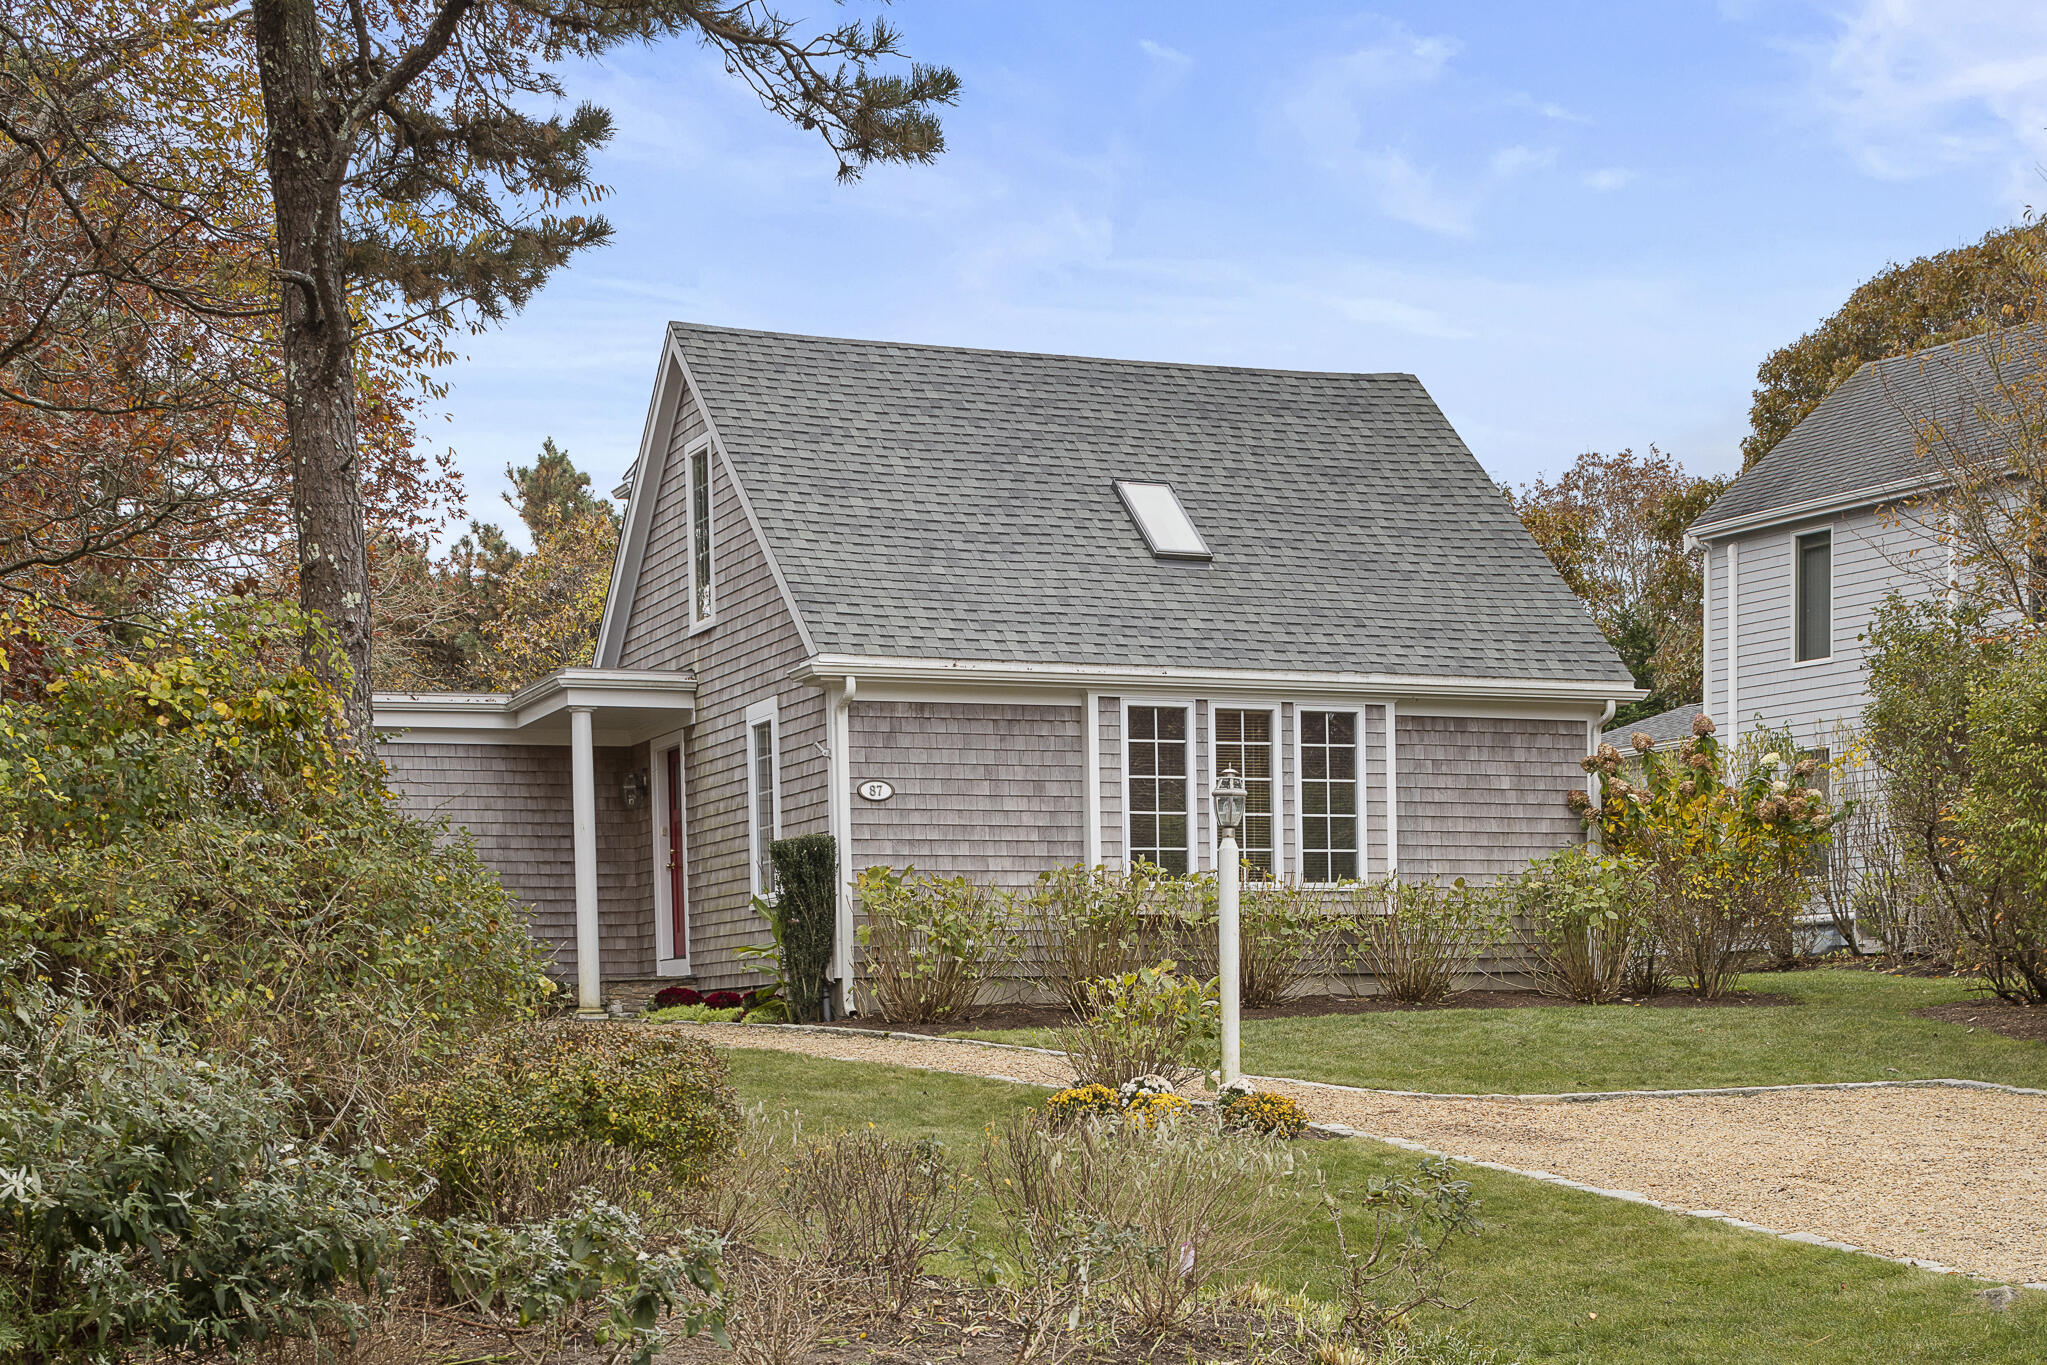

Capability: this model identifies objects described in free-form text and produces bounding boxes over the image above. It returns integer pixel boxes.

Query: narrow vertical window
[1213,708,1275,876]
[691,446,714,622]
[1126,705,1189,874]
[749,718,777,897]
[1795,529,1831,661]
[1300,710,1359,883]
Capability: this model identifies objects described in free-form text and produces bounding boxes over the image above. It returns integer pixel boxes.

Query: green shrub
[1511,847,1655,1002]
[1052,961,1219,1088]
[0,599,553,1115]
[1338,878,1504,1003]
[0,979,401,1363]
[1953,638,2047,999]
[855,865,1020,1023]
[401,1022,738,1220]
[1175,873,1335,1008]
[757,834,837,1023]
[421,1190,724,1365]
[1014,863,1176,1015]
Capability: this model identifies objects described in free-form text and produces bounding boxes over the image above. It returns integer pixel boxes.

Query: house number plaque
[856,780,896,802]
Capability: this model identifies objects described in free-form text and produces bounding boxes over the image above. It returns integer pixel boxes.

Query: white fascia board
[594,335,690,668]
[373,669,696,736]
[795,654,1644,707]
[1686,474,1935,547]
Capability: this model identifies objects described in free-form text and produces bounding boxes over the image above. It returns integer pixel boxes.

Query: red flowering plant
[1567,713,1837,997]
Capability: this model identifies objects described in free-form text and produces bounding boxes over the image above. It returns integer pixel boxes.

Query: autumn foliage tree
[1508,447,1727,725]
[1744,220,2045,470]
[0,2,452,615]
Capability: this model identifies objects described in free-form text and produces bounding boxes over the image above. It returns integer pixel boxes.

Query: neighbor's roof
[1692,324,2047,538]
[1604,702,1702,749]
[659,323,1633,685]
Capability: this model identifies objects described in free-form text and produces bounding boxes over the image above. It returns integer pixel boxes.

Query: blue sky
[433,1,2047,542]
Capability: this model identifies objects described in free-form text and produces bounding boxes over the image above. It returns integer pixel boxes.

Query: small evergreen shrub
[402,1022,738,1219]
[645,1004,745,1023]
[763,834,838,1023]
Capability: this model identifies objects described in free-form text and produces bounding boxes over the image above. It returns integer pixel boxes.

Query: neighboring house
[1682,328,2037,753]
[374,324,1641,1013]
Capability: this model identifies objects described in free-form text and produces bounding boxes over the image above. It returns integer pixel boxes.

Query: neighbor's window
[748,717,777,897]
[691,446,714,622]
[1795,529,1831,662]
[1213,708,1276,876]
[1300,710,1360,883]
[1127,704,1190,874]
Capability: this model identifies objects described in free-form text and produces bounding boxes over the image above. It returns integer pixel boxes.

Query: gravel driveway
[672,1021,2047,1287]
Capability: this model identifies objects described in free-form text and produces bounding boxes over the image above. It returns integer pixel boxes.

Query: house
[374,324,1642,1014]
[1682,326,2039,754]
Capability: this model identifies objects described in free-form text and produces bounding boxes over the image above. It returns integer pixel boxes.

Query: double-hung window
[744,700,779,898]
[690,445,714,623]
[1299,710,1360,883]
[1126,705,1191,874]
[1213,708,1276,876]
[1794,529,1831,662]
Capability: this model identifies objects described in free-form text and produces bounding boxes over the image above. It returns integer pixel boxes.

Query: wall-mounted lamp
[621,769,650,810]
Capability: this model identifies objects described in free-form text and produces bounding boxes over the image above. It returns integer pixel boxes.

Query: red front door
[665,747,687,957]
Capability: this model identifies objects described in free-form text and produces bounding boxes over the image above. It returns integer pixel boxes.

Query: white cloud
[1582,167,1635,192]
[1138,38,1192,70]
[1801,0,2047,196]
[1491,145,1558,177]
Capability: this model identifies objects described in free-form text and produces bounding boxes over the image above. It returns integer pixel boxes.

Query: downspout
[830,676,857,1009]
[1588,699,1616,850]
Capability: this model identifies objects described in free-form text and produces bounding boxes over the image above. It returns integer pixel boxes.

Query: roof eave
[797,653,1643,706]
[1685,472,1936,547]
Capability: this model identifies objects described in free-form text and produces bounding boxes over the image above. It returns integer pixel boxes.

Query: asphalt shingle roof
[1604,703,1702,748]
[671,323,1632,684]
[1694,324,2047,535]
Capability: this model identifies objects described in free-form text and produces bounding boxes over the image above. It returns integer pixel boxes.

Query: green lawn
[962,969,2047,1094]
[723,1048,2047,1365]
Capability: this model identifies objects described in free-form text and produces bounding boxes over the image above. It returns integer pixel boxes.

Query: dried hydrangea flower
[1691,713,1716,736]
[1631,732,1656,754]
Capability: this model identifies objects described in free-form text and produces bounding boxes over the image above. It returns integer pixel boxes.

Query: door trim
[650,729,691,976]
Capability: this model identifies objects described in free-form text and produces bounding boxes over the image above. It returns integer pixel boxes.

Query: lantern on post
[1212,766,1247,1086]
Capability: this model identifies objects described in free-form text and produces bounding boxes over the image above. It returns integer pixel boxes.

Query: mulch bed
[819,988,1796,1037]
[1919,999,2047,1044]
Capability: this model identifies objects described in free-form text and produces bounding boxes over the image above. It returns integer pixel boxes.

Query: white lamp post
[1212,766,1247,1087]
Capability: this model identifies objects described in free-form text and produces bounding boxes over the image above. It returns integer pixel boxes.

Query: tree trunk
[251,0,374,746]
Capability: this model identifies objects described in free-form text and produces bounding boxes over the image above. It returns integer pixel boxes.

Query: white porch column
[570,705,603,1018]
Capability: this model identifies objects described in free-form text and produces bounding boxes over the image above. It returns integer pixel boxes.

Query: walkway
[668,1021,2047,1288]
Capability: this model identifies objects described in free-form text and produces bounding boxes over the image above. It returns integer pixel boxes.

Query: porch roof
[372,667,696,745]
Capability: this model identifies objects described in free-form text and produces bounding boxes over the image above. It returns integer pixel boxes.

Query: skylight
[1115,480,1211,560]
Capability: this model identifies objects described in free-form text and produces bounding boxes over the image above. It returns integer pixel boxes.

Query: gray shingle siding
[379,741,654,979]
[847,701,1086,885]
[665,323,1630,685]
[1394,714,1588,880]
[618,378,826,989]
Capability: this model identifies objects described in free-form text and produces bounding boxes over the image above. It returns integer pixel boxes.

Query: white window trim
[649,729,691,976]
[1788,525,1835,667]
[1290,702,1368,886]
[743,696,781,900]
[1206,699,1284,880]
[1120,696,1196,875]
[685,435,717,636]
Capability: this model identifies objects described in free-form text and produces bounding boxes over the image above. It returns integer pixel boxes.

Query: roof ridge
[666,319,1419,383]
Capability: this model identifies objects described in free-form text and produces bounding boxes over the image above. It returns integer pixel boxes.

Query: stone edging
[1310,1120,2047,1295]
